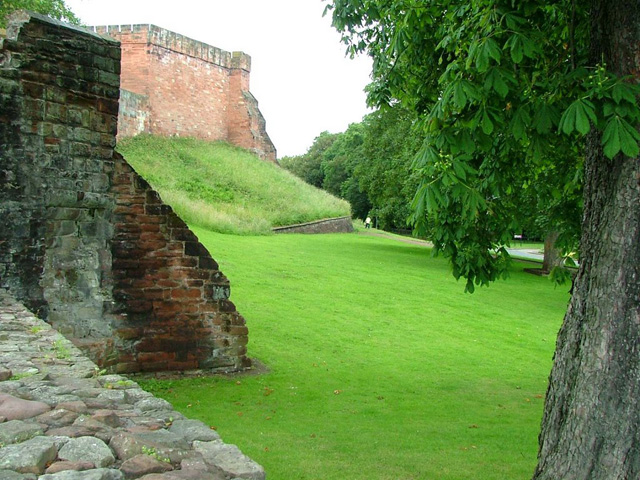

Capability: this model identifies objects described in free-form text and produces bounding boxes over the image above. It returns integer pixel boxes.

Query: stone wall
[0,11,120,323]
[0,12,250,374]
[94,24,278,163]
[272,216,355,234]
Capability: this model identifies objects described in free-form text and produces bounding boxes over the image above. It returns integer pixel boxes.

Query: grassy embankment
[122,135,567,478]
[117,135,350,235]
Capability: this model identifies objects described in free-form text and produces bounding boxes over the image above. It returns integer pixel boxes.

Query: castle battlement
[92,24,252,72]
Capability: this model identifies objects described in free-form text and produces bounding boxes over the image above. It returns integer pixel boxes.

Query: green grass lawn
[117,136,350,234]
[139,230,569,480]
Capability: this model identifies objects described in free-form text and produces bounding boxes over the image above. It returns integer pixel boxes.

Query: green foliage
[321,123,364,196]
[320,122,372,219]
[284,107,423,231]
[515,152,583,259]
[0,0,78,28]
[279,132,338,188]
[141,229,569,480]
[281,128,373,221]
[357,106,423,230]
[327,0,640,291]
[104,379,135,389]
[52,339,71,359]
[10,371,37,380]
[117,136,350,235]
[141,445,171,464]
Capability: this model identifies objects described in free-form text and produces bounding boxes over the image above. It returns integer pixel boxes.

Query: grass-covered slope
[117,135,351,235]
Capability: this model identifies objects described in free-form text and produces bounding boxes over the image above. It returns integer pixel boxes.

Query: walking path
[359,230,544,262]
[0,290,265,480]
[358,230,433,247]
[505,248,544,262]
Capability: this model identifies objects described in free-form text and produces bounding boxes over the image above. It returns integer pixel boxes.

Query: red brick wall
[94,24,277,162]
[109,153,250,373]
[146,42,230,140]
[118,40,150,95]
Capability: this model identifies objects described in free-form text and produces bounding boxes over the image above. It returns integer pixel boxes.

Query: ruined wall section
[0,11,121,325]
[109,154,249,373]
[0,12,250,374]
[95,24,277,162]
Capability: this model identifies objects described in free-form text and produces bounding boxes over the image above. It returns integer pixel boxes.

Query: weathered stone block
[169,228,193,241]
[124,300,154,314]
[114,362,141,374]
[167,215,187,229]
[170,288,202,300]
[0,420,44,445]
[115,327,143,340]
[0,436,57,474]
[0,393,52,420]
[58,436,115,467]
[96,98,118,116]
[204,285,230,301]
[234,335,249,347]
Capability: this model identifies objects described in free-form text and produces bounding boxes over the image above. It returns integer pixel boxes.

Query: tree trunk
[541,231,561,274]
[533,1,640,478]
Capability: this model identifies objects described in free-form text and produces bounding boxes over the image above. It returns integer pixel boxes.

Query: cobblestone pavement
[0,290,265,480]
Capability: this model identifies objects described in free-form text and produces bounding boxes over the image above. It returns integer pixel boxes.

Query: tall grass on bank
[116,135,350,234]
[139,230,569,480]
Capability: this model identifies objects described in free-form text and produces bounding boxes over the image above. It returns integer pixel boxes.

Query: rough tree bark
[533,1,640,478]
[541,231,561,274]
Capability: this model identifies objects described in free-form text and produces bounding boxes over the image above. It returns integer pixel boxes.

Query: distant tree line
[282,105,581,271]
[280,106,423,233]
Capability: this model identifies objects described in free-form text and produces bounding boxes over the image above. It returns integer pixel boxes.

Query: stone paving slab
[0,290,265,479]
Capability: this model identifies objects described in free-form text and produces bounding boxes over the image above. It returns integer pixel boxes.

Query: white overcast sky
[63,0,373,157]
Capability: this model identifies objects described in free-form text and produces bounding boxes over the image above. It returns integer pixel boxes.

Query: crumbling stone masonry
[0,12,251,373]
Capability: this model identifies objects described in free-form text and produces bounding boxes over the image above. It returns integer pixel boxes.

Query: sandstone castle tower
[93,24,277,162]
